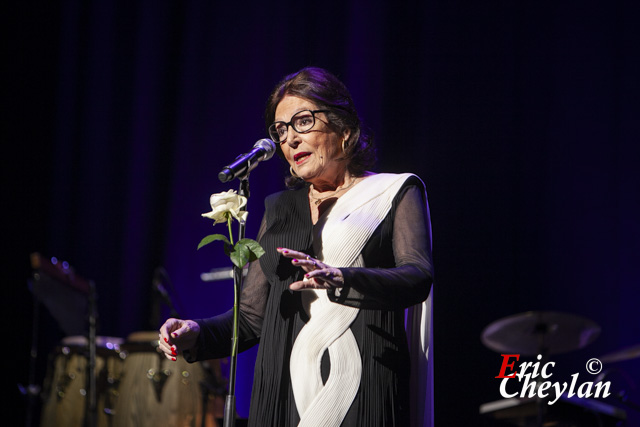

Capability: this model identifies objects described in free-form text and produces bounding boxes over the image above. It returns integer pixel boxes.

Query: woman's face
[275,95,348,187]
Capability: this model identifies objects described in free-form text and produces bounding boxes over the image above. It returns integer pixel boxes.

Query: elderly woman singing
[159,67,434,427]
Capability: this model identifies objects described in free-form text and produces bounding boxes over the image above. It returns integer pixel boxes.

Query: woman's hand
[277,247,344,291]
[158,318,200,361]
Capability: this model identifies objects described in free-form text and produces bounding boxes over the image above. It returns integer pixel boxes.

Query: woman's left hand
[277,247,344,291]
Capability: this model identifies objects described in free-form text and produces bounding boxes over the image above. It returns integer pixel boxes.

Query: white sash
[290,173,415,427]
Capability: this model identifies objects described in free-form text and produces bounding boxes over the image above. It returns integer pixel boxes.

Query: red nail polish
[172,357,176,361]
[293,259,298,262]
[305,273,310,277]
[164,337,168,343]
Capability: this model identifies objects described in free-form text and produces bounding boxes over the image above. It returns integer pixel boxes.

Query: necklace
[309,178,357,206]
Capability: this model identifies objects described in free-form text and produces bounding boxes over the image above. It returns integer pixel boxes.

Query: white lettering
[541,361,555,379]
[549,381,567,405]
[537,381,551,398]
[520,375,537,398]
[578,381,593,398]
[594,381,611,398]
[500,378,518,398]
[496,358,614,406]
[530,354,543,378]
[518,361,533,380]
[567,373,579,398]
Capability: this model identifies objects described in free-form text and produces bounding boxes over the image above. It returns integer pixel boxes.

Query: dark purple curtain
[6,1,639,425]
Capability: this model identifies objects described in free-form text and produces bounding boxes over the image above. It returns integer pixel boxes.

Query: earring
[290,166,300,178]
[342,139,348,153]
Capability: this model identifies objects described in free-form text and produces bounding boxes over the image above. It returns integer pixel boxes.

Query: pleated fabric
[291,288,361,426]
[248,186,313,427]
[246,173,430,427]
[291,174,416,426]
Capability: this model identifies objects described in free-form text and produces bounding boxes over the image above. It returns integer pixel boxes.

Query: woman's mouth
[294,152,311,165]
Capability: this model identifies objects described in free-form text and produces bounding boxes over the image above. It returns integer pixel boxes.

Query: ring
[306,256,311,260]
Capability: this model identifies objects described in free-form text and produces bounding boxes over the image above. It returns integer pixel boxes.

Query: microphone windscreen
[254,138,276,161]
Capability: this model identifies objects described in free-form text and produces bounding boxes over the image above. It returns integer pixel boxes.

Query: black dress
[187,175,433,427]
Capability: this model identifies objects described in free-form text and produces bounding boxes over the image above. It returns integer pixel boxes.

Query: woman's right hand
[158,318,200,361]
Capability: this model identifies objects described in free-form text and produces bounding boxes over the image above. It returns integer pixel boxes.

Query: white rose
[202,190,248,224]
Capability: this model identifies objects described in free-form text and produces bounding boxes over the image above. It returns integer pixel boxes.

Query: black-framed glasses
[268,109,330,143]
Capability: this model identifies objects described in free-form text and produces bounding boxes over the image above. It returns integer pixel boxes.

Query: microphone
[218,139,276,183]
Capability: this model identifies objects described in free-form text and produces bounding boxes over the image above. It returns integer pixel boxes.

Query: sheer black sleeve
[328,184,433,310]
[184,215,270,362]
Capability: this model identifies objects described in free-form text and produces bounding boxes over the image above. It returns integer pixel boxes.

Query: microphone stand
[223,177,250,427]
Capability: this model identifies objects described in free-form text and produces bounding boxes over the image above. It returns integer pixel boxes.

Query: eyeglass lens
[269,110,316,142]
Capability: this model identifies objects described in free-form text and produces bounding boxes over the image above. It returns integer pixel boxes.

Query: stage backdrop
[6,1,639,425]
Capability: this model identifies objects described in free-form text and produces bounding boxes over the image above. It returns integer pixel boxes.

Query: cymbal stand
[534,320,550,427]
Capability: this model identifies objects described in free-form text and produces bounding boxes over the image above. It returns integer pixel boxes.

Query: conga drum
[40,335,125,427]
[113,331,223,427]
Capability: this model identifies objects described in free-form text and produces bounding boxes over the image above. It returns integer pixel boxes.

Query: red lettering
[495,354,520,378]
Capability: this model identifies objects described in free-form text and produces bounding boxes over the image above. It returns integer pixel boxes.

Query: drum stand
[26,254,99,427]
[85,280,98,427]
[22,289,42,427]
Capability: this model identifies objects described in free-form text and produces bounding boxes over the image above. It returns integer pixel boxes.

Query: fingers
[169,321,194,340]
[289,267,344,291]
[158,318,200,361]
[277,247,308,260]
[158,335,178,361]
[159,318,179,345]
[289,279,315,291]
[158,318,182,360]
[278,247,322,271]
[277,247,344,291]
[289,276,332,291]
[291,258,323,272]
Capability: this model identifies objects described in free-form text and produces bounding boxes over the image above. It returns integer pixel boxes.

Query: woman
[159,67,434,426]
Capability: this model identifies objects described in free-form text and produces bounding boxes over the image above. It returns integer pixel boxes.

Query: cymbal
[481,311,600,356]
[600,344,640,364]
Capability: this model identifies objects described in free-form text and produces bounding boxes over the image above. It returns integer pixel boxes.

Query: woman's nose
[285,128,301,147]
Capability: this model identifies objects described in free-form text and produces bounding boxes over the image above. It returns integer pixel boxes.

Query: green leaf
[229,242,250,268]
[236,238,266,262]
[197,234,231,250]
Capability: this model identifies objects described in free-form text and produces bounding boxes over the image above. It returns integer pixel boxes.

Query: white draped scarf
[290,173,419,427]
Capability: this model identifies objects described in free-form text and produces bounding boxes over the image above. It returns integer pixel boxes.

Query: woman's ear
[342,129,351,143]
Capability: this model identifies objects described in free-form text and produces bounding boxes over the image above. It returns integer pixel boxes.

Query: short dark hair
[265,67,376,188]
